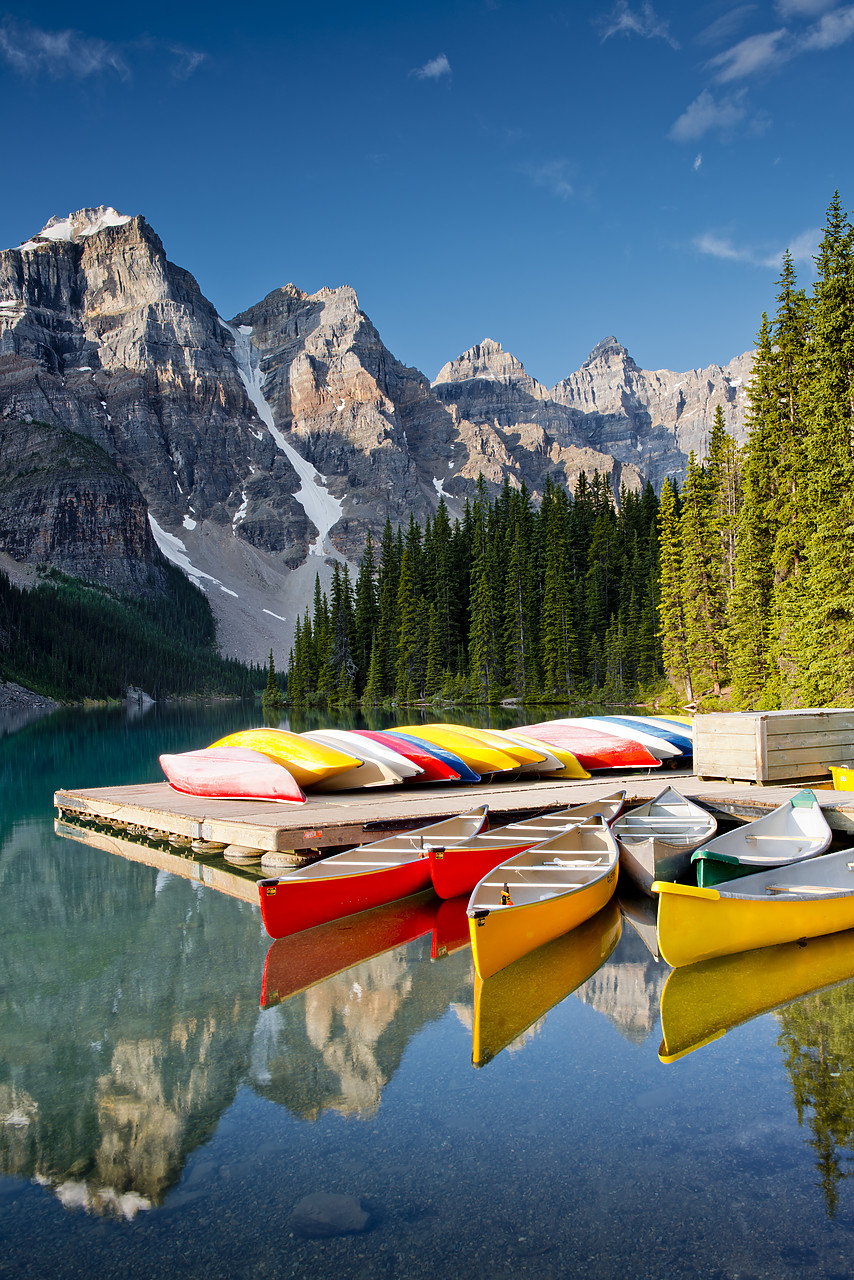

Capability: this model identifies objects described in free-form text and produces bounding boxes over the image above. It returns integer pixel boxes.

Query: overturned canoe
[395,724,520,776]
[209,727,362,789]
[258,805,489,939]
[612,787,717,895]
[514,720,663,771]
[350,730,462,783]
[301,729,416,789]
[430,791,626,900]
[388,730,481,782]
[654,849,854,967]
[160,746,306,804]
[691,789,831,887]
[467,817,619,980]
[564,717,682,760]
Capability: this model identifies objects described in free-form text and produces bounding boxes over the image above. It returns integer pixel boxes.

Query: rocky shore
[0,680,60,736]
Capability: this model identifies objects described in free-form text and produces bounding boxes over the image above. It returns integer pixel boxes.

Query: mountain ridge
[0,207,754,663]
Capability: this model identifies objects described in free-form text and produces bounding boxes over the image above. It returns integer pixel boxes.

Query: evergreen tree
[658,477,693,701]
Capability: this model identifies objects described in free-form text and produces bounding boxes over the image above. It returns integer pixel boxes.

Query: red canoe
[258,805,489,939]
[160,747,306,803]
[429,792,626,899]
[350,729,462,783]
[260,891,438,1007]
[514,722,662,771]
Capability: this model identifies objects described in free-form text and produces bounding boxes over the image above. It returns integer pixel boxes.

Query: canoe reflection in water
[658,926,854,1064]
[260,891,438,1008]
[472,900,622,1067]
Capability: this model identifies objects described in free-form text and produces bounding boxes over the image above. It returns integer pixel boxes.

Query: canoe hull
[617,836,695,896]
[160,748,306,804]
[468,866,618,981]
[515,722,662,771]
[259,859,434,938]
[655,866,854,967]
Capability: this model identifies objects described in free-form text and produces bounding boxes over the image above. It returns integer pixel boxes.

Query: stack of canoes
[159,714,694,800]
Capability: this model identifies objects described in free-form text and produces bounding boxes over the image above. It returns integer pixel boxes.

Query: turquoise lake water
[3,702,854,1279]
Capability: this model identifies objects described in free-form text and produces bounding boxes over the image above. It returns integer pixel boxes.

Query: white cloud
[525,159,574,200]
[801,4,854,48]
[0,20,127,78]
[412,52,451,80]
[598,1,679,47]
[708,28,791,80]
[166,45,206,79]
[694,227,820,268]
[693,152,703,170]
[669,88,748,140]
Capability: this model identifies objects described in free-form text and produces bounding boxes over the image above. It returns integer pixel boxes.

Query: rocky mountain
[0,207,753,663]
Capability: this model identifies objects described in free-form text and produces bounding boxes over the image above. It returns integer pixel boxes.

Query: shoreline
[0,680,61,737]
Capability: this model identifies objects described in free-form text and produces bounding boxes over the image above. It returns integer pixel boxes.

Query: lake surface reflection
[4,702,854,1278]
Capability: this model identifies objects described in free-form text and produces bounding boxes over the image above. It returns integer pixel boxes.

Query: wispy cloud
[669,88,749,140]
[696,7,757,47]
[694,226,820,268]
[801,4,854,48]
[0,19,128,78]
[0,20,205,82]
[707,5,854,82]
[598,1,679,47]
[166,45,206,80]
[412,52,451,80]
[693,152,703,170]
[708,28,790,80]
[524,159,574,200]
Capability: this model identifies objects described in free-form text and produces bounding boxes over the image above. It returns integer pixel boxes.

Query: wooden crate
[694,709,854,784]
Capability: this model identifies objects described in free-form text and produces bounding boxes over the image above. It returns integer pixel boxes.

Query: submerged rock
[290,1191,370,1238]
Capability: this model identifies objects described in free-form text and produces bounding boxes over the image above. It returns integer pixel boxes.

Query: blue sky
[1,0,851,386]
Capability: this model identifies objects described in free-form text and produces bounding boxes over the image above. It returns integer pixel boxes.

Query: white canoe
[612,786,717,895]
[302,729,422,787]
[691,789,831,888]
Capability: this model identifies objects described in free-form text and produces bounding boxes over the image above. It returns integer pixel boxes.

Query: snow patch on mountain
[221,319,343,556]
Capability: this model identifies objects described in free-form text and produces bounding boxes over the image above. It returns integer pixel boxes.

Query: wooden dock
[54,770,854,855]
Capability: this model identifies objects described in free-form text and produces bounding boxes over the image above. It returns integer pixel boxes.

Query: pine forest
[287,192,854,714]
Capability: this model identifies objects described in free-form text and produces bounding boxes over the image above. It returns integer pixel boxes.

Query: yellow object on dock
[829,765,854,790]
[209,728,362,789]
[394,724,520,775]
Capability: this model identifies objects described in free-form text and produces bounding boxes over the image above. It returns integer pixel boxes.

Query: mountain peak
[14,207,133,252]
[585,336,630,365]
[433,339,533,386]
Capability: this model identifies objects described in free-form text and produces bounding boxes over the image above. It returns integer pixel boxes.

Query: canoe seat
[764,884,838,895]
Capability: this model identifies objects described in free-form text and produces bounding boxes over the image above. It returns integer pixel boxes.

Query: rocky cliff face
[0,207,754,662]
[0,417,168,593]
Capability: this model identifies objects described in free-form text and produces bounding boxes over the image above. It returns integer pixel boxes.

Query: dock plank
[55,772,854,851]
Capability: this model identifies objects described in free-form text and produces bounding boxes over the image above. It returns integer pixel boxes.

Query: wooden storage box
[694,709,854,784]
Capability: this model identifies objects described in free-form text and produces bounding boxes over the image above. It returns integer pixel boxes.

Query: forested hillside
[659,192,854,710]
[0,566,262,701]
[285,473,663,707]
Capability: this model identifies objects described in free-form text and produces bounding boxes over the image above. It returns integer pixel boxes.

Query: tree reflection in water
[778,984,854,1217]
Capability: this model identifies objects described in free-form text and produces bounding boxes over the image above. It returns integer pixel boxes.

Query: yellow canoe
[654,849,854,967]
[467,817,619,980]
[428,723,548,769]
[473,900,621,1066]
[658,927,854,1063]
[395,724,520,776]
[500,730,590,779]
[209,728,363,789]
